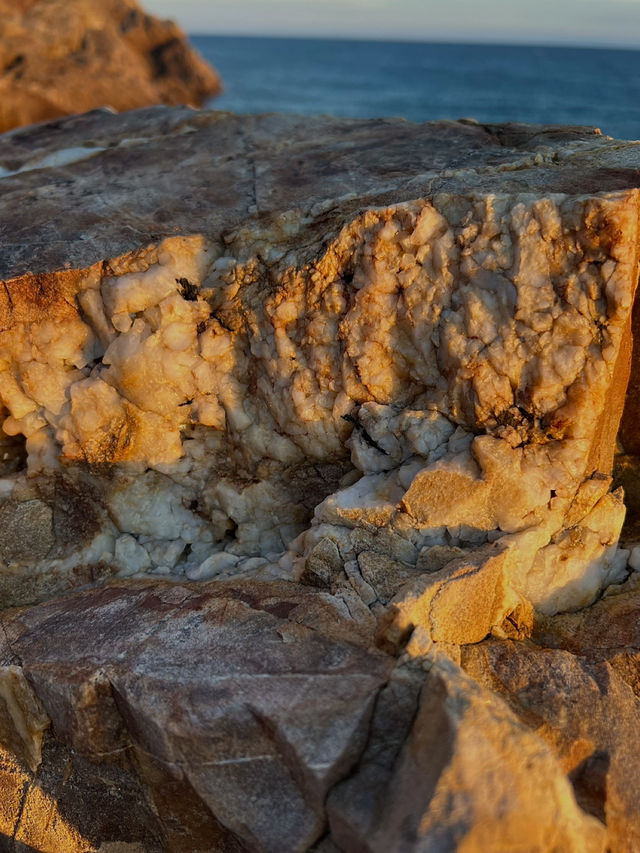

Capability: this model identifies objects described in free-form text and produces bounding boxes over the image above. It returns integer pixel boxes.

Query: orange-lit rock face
[4,111,640,852]
[0,0,221,133]
[0,109,639,630]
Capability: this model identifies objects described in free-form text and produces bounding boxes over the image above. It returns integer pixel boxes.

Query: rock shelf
[0,110,638,623]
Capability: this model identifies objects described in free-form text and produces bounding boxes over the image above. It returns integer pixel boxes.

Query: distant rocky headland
[1,105,640,851]
[0,0,221,134]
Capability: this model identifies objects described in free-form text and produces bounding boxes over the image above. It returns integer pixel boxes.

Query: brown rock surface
[3,109,640,850]
[0,0,221,134]
[462,640,640,853]
[329,654,607,853]
[0,579,617,852]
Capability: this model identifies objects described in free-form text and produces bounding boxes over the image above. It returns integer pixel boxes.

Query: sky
[143,0,640,47]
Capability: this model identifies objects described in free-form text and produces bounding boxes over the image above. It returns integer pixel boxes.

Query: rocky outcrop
[0,579,614,852]
[0,110,639,624]
[0,0,221,134]
[462,639,640,853]
[2,108,640,849]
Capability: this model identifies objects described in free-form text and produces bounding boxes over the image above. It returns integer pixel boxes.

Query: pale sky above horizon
[143,0,640,48]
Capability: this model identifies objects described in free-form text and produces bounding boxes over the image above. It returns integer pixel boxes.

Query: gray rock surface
[0,112,631,281]
[0,578,620,852]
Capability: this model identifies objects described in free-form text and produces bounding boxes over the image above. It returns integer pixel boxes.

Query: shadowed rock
[0,579,615,852]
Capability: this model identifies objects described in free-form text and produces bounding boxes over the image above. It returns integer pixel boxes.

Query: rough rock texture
[0,0,221,134]
[1,110,639,628]
[462,639,640,853]
[2,109,640,849]
[0,579,613,852]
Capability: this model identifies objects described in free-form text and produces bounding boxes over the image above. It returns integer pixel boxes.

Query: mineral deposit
[1,109,640,850]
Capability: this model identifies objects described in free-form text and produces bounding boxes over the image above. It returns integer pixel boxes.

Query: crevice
[0,430,27,476]
[0,616,22,667]
[10,778,31,848]
[2,280,14,313]
[318,664,421,831]
[342,413,389,456]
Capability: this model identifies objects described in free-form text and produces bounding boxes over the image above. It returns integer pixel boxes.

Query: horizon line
[187,31,640,52]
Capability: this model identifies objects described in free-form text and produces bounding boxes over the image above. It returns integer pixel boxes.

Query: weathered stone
[0,734,171,852]
[327,658,427,849]
[328,653,607,853]
[0,498,53,565]
[534,573,640,698]
[1,572,636,850]
[378,542,518,648]
[0,0,221,134]
[415,544,467,574]
[462,641,640,853]
[300,537,344,589]
[356,551,422,604]
[0,111,638,636]
[0,665,49,772]
[2,111,640,850]
[0,579,391,852]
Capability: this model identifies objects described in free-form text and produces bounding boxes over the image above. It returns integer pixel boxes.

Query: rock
[0,498,53,564]
[378,541,534,649]
[0,579,391,852]
[328,653,607,853]
[0,665,49,772]
[0,0,221,134]
[415,543,467,574]
[326,656,428,849]
[462,640,640,853]
[356,550,422,604]
[185,550,239,580]
[3,111,640,848]
[300,537,344,589]
[0,577,618,852]
[0,735,171,852]
[534,573,640,698]
[0,110,639,636]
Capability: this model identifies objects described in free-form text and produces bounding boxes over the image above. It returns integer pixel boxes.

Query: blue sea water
[192,36,640,141]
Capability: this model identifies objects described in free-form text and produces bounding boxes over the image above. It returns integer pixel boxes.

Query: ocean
[192,36,640,141]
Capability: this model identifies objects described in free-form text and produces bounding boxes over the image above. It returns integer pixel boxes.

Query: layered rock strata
[2,110,640,849]
[0,0,221,134]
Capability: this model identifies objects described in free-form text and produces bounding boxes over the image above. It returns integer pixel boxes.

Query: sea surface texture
[193,36,640,140]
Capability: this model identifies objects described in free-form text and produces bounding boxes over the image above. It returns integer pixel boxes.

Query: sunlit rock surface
[1,109,639,626]
[2,109,640,849]
[0,0,221,134]
[0,579,614,852]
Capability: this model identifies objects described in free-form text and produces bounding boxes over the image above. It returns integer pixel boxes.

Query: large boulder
[0,579,613,852]
[0,0,221,134]
[2,108,640,849]
[0,109,639,631]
